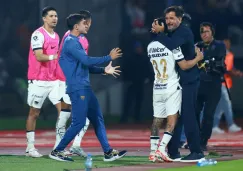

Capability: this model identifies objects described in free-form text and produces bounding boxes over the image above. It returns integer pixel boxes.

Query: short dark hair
[66,13,86,30]
[79,10,92,19]
[164,6,184,18]
[200,22,215,36]
[42,6,57,17]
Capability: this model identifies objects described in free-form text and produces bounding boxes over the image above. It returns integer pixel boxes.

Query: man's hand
[104,61,121,78]
[151,20,164,34]
[195,47,204,61]
[230,69,243,77]
[109,48,122,60]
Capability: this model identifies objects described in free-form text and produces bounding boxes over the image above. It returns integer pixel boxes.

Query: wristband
[49,55,54,60]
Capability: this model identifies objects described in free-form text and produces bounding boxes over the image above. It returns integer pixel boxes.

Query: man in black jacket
[151,6,204,162]
[196,22,226,151]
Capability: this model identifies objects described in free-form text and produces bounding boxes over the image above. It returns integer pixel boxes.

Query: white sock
[158,132,172,152]
[54,110,71,149]
[26,131,35,151]
[150,136,160,153]
[72,118,90,147]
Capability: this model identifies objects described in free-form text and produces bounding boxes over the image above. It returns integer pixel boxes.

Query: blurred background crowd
[0,0,243,130]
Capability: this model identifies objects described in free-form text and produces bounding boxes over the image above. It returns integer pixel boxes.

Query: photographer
[196,22,226,151]
[151,6,204,162]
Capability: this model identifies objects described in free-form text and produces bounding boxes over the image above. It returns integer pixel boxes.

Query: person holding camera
[196,22,226,151]
[151,6,204,162]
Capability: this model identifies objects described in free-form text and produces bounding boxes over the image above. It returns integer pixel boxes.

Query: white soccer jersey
[147,41,184,93]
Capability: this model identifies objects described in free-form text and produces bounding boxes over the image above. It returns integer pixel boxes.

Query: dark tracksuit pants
[56,88,111,153]
[168,80,202,156]
[196,80,221,146]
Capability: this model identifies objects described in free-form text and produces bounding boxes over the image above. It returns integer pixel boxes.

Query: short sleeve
[31,31,44,50]
[172,47,184,61]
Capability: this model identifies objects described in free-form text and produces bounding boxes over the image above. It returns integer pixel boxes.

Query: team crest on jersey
[33,36,38,41]
[172,47,181,54]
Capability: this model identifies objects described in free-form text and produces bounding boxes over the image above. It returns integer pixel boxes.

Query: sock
[72,118,90,147]
[158,132,173,152]
[54,110,71,149]
[150,136,160,153]
[26,131,35,151]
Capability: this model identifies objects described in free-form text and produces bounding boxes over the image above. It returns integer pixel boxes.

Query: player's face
[43,10,58,28]
[76,19,89,34]
[85,19,92,33]
[200,26,213,43]
[165,12,182,31]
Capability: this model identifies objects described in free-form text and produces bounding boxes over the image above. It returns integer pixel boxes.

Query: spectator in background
[120,0,152,123]
[0,58,9,90]
[213,38,242,134]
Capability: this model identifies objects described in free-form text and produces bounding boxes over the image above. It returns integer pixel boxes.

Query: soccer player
[49,13,127,162]
[149,22,203,162]
[26,6,60,157]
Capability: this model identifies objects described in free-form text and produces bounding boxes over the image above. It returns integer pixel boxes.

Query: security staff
[196,22,226,151]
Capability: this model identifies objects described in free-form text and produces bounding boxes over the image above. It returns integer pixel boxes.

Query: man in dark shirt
[196,22,226,151]
[151,6,204,162]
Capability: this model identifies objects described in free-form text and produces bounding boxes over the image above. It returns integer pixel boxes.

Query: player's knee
[29,107,40,119]
[167,123,176,132]
[61,102,71,110]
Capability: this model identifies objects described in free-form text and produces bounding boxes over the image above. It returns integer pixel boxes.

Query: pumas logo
[80,96,85,100]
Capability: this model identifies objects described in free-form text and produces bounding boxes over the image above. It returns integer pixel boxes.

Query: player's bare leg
[150,117,163,161]
[55,102,61,117]
[26,107,43,157]
[155,113,179,162]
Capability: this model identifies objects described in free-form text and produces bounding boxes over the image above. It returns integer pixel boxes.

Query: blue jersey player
[49,13,127,162]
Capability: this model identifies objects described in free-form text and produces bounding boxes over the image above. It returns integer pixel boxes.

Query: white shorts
[27,80,60,109]
[153,89,182,118]
[59,81,71,105]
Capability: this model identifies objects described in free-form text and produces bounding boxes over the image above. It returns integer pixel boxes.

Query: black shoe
[169,153,182,162]
[180,152,205,163]
[104,149,127,162]
[49,150,74,162]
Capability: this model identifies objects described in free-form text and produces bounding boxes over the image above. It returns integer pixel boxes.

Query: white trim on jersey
[172,47,184,61]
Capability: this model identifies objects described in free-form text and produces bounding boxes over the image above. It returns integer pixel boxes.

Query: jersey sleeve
[172,47,184,62]
[31,31,44,51]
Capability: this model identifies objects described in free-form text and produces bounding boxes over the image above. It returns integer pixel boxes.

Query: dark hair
[66,13,86,30]
[42,6,57,17]
[79,10,92,19]
[164,6,184,18]
[200,22,215,36]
